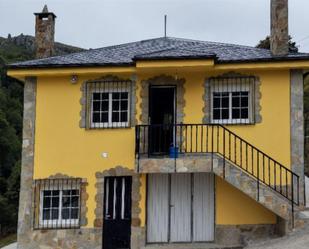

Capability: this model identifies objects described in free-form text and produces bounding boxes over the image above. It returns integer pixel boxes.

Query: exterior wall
[216,177,276,224]
[34,74,136,226]
[27,67,295,247]
[33,69,291,226]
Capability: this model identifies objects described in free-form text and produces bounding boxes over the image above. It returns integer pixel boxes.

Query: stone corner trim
[18,76,37,246]
[94,166,144,249]
[94,166,141,228]
[290,69,305,205]
[79,74,137,129]
[140,74,186,124]
[203,71,262,124]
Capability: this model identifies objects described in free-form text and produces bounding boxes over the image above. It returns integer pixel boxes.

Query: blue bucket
[169,146,179,158]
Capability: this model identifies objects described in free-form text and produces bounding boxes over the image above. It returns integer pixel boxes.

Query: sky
[1,0,309,52]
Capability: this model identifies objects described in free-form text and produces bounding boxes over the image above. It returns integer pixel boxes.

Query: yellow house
[7,2,309,249]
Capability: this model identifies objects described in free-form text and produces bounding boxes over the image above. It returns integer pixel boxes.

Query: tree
[256,36,298,52]
[0,34,84,237]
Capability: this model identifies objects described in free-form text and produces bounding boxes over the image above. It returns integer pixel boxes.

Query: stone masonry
[34,5,56,59]
[80,75,137,129]
[203,72,262,124]
[212,154,296,227]
[17,77,37,248]
[137,154,213,173]
[140,74,185,124]
[270,0,289,56]
[95,166,145,249]
[290,69,305,207]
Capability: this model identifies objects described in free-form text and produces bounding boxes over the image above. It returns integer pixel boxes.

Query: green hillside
[0,34,85,237]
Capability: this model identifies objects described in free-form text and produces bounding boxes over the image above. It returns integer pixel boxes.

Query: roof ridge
[134,47,180,57]
[166,36,271,51]
[134,47,216,58]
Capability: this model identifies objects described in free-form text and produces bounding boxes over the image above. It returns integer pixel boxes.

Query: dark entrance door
[103,176,132,249]
[149,86,176,155]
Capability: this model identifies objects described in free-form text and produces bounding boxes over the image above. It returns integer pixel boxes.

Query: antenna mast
[164,15,167,38]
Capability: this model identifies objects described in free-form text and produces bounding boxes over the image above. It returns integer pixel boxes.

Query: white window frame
[39,187,80,228]
[210,82,252,124]
[90,87,130,128]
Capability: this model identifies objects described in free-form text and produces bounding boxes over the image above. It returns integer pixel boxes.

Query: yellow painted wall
[216,177,276,224]
[34,74,136,227]
[33,68,290,227]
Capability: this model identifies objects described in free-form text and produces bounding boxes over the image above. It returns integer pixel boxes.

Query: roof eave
[218,55,309,64]
[6,62,135,70]
[7,55,309,71]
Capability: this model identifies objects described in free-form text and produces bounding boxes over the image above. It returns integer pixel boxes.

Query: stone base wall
[18,228,101,249]
[137,153,214,173]
[215,224,277,246]
[18,223,278,249]
[18,227,146,249]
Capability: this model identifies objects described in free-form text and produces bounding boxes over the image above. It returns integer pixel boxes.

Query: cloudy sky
[1,0,309,52]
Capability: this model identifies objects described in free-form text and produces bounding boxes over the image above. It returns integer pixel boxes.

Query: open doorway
[149,86,176,155]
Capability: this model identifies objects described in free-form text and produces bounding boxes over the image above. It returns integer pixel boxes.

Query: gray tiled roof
[9,37,309,68]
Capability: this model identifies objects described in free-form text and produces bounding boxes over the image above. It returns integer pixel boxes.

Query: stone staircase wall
[212,154,294,221]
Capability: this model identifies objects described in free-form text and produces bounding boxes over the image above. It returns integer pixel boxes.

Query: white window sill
[38,219,79,229]
[211,119,252,125]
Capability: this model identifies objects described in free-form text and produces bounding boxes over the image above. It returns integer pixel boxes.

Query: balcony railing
[135,123,300,210]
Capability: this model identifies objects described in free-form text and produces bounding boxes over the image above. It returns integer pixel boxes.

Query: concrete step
[297,210,309,219]
[142,243,243,249]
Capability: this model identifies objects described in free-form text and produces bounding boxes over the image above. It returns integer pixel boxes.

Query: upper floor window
[91,91,129,128]
[85,80,133,129]
[207,74,258,125]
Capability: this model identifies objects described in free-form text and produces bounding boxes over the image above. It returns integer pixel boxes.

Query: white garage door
[147,173,214,243]
[147,174,169,243]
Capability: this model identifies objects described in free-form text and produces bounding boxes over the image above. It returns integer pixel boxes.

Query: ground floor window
[33,178,82,229]
[147,173,215,243]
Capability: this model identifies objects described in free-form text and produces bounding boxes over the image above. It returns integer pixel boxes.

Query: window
[40,189,80,227]
[85,80,132,128]
[91,91,129,127]
[212,91,250,123]
[210,76,254,124]
[34,178,82,229]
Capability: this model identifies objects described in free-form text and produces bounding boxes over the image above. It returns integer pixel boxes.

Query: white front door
[147,173,215,243]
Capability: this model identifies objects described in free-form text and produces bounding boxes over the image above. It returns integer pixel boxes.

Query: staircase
[136,124,303,230]
[212,154,293,221]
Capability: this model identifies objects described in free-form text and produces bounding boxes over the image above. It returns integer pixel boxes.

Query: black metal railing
[136,123,300,223]
[33,178,82,230]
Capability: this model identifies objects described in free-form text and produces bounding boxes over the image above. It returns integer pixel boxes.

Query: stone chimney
[34,5,56,59]
[270,0,289,56]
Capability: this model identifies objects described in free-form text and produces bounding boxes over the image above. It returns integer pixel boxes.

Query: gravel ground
[246,229,309,249]
[1,243,17,249]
